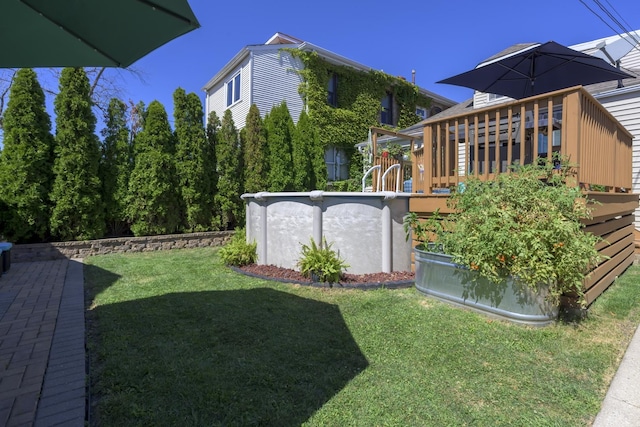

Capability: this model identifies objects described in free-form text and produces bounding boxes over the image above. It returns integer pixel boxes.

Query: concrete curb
[592,324,640,426]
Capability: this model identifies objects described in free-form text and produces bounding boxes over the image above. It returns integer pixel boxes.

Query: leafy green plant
[284,48,432,171]
[219,228,257,266]
[403,209,446,250]
[405,157,603,306]
[297,237,349,283]
[379,143,406,159]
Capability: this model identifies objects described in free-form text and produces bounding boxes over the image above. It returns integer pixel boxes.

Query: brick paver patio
[0,259,85,426]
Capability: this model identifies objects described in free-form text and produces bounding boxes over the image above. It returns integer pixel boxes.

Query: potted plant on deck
[404,157,603,325]
[378,143,406,161]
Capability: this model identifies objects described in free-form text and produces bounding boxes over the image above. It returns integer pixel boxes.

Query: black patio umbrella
[437,41,634,99]
[1,0,200,68]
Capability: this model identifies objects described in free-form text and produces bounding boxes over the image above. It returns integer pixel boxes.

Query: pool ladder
[362,164,401,192]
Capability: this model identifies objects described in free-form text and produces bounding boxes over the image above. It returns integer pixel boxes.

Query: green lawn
[85,248,640,426]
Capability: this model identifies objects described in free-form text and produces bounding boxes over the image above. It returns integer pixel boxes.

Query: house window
[487,93,506,102]
[380,92,393,125]
[325,146,349,181]
[416,107,428,120]
[226,72,241,107]
[327,73,338,107]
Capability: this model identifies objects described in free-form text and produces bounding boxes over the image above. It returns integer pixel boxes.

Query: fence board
[584,246,635,305]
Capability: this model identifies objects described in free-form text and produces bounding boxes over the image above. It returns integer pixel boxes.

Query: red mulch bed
[236,263,414,288]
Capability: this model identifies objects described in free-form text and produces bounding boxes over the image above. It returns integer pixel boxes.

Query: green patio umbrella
[1,0,200,68]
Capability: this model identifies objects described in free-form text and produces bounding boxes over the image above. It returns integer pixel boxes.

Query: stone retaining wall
[10,231,233,263]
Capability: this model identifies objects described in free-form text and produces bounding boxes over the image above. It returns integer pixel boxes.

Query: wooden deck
[410,86,633,195]
[392,86,639,307]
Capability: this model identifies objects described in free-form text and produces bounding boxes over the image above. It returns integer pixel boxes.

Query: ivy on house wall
[287,49,432,151]
[285,49,432,188]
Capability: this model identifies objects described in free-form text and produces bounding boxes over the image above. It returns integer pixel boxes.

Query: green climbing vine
[284,49,432,189]
[287,49,431,141]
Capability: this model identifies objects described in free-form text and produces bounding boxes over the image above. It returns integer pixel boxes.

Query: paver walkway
[0,259,85,426]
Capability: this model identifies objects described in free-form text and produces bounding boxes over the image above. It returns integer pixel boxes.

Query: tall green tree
[128,100,147,148]
[215,109,242,230]
[206,111,220,228]
[243,104,269,193]
[173,88,214,232]
[0,68,55,243]
[292,110,327,191]
[100,98,131,236]
[127,100,181,236]
[50,67,104,241]
[265,102,294,191]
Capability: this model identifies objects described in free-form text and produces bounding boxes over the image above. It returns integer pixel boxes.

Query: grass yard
[85,248,640,426]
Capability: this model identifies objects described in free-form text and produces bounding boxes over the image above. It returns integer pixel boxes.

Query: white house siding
[620,47,640,71]
[251,49,305,124]
[458,142,466,177]
[597,90,640,228]
[205,81,224,121]
[473,92,490,109]
[205,55,252,129]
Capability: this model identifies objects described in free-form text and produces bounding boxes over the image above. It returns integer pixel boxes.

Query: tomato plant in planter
[406,157,603,307]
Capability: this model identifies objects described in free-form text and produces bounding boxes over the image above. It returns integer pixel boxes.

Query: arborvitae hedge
[174,88,214,232]
[265,102,295,191]
[293,109,326,191]
[100,98,131,236]
[127,100,181,236]
[243,104,269,193]
[0,68,55,243]
[215,109,243,230]
[206,111,221,228]
[50,67,104,241]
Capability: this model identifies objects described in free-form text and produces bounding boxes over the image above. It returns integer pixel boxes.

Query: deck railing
[371,155,410,192]
[412,86,633,194]
[369,127,415,193]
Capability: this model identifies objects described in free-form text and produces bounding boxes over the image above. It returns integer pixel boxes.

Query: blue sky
[115,0,639,126]
[5,0,640,133]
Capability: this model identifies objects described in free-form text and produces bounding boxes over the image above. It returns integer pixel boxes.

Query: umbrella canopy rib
[136,0,199,25]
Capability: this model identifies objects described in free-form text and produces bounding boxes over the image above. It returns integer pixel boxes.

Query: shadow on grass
[86,281,368,426]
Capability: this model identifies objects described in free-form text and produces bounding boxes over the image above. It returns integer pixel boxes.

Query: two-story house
[202,32,456,182]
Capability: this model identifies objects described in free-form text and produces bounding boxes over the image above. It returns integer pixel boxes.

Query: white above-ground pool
[242,191,412,275]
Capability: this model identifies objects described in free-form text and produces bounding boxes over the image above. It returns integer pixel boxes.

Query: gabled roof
[202,32,457,107]
[265,32,302,45]
[422,31,640,123]
[479,43,538,66]
[571,32,640,96]
[570,30,640,56]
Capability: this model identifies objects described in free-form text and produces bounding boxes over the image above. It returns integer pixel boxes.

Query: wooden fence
[408,192,638,307]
